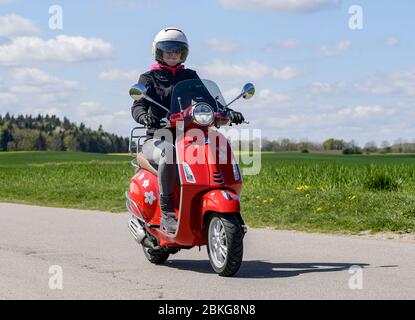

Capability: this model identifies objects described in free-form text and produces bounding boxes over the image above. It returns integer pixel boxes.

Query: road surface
[0,203,414,300]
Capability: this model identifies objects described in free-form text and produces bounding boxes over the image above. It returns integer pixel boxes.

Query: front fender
[201,190,240,215]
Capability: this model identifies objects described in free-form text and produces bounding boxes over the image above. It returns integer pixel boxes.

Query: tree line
[261,138,415,154]
[2,113,412,155]
[0,113,129,153]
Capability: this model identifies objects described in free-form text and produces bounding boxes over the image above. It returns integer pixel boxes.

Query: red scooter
[126,79,255,277]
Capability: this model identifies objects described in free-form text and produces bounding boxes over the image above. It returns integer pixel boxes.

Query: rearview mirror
[225,82,256,109]
[129,83,147,101]
[129,83,171,113]
[242,83,255,100]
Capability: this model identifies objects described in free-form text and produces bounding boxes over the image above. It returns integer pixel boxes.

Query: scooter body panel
[127,118,242,248]
[201,190,241,215]
[128,169,162,225]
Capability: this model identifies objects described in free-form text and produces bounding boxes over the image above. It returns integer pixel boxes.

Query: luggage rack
[128,120,168,169]
[129,126,147,169]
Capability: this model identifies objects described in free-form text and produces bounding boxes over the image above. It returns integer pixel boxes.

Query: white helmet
[152,28,189,66]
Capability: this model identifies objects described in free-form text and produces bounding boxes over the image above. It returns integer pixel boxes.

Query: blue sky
[0,0,414,147]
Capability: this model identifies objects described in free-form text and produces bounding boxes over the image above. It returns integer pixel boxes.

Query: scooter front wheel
[207,214,244,277]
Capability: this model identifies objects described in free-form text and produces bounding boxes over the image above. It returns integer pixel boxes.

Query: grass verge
[1,151,414,234]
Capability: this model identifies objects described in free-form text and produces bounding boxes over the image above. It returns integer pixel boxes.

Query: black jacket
[131,67,200,141]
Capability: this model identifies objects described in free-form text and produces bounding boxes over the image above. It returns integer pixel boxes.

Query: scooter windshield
[171,79,227,114]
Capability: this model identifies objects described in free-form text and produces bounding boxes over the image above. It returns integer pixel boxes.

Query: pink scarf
[151,63,185,76]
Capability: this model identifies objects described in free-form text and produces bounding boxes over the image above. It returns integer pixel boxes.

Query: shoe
[159,194,178,234]
[160,212,178,234]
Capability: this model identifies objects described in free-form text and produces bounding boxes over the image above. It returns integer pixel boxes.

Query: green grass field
[0,152,132,212]
[1,151,414,234]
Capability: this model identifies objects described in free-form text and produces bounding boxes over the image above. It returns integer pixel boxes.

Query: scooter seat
[136,152,158,176]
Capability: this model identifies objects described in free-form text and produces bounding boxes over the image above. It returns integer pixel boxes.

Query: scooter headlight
[191,103,214,126]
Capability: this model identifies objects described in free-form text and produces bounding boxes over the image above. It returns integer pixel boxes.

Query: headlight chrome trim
[191,103,214,126]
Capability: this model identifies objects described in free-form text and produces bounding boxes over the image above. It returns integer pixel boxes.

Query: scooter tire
[142,246,170,265]
[207,214,244,277]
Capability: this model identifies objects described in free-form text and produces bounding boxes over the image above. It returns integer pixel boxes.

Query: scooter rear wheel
[142,246,170,265]
[207,214,244,277]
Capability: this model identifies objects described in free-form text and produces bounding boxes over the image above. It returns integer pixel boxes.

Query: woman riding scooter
[131,27,245,234]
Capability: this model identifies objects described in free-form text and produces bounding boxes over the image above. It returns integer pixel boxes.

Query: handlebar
[136,114,248,131]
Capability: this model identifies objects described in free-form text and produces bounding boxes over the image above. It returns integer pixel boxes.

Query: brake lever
[159,117,170,128]
[229,120,250,126]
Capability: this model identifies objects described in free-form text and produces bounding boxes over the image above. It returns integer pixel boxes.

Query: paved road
[0,203,414,300]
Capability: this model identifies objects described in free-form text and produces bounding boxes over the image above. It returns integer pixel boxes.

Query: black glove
[227,110,245,125]
[139,114,160,129]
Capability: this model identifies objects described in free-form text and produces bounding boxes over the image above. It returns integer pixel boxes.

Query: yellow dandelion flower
[296,185,311,192]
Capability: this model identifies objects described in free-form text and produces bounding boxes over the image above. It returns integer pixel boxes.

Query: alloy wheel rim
[208,218,228,268]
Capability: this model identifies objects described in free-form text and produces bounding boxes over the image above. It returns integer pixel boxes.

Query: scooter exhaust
[128,215,146,244]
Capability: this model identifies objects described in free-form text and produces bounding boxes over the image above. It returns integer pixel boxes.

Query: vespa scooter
[126,79,255,277]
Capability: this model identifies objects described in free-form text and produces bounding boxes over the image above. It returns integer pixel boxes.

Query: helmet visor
[156,41,189,63]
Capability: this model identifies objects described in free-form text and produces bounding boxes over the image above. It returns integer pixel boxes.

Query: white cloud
[337,105,390,117]
[99,69,140,81]
[219,0,341,13]
[222,87,290,110]
[7,68,79,105]
[272,66,299,80]
[0,71,134,136]
[357,69,415,97]
[30,107,65,118]
[262,39,301,53]
[10,68,78,90]
[205,38,240,53]
[222,88,242,102]
[0,14,40,37]
[277,38,301,49]
[0,92,17,105]
[253,104,395,143]
[306,81,347,95]
[84,110,135,135]
[385,36,399,46]
[320,40,351,57]
[0,35,114,66]
[264,39,301,52]
[196,60,299,81]
[258,89,291,104]
[77,102,101,117]
[307,82,332,95]
[230,77,407,145]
